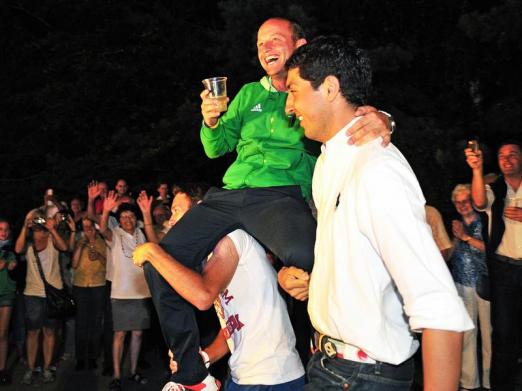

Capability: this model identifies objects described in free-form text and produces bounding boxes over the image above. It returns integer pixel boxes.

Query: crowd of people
[0,16,521,391]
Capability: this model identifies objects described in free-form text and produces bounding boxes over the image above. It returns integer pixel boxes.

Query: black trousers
[73,285,106,361]
[144,186,316,384]
[490,256,522,391]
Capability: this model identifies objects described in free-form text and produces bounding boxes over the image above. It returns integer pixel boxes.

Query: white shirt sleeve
[359,160,473,332]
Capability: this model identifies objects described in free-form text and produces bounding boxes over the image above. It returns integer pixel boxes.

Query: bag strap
[32,244,50,288]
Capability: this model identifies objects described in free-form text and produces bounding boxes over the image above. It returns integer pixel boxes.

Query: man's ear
[323,75,340,102]
[295,38,307,49]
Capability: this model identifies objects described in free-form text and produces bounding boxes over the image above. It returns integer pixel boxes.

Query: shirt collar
[321,116,361,154]
[260,76,281,93]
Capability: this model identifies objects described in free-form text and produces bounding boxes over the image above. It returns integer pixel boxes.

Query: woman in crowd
[70,197,87,233]
[0,218,17,384]
[72,217,107,371]
[15,209,68,385]
[100,192,150,391]
[449,184,491,391]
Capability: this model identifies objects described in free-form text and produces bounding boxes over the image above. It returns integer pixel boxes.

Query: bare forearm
[15,227,27,254]
[50,229,68,252]
[464,236,485,252]
[72,244,83,268]
[99,210,112,241]
[204,331,230,364]
[148,248,217,310]
[143,223,159,244]
[87,197,100,223]
[422,329,463,391]
[471,170,487,209]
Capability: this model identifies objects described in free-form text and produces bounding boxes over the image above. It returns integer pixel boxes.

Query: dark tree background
[1,0,521,227]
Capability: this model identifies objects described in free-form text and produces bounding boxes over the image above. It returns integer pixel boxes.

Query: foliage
[1,0,520,228]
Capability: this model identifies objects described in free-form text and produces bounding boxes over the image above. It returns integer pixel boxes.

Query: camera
[32,216,47,226]
[467,139,479,153]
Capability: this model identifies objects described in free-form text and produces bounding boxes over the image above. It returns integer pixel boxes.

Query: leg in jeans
[490,259,522,391]
[305,352,413,390]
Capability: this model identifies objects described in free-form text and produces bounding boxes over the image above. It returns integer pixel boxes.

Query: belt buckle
[319,334,338,358]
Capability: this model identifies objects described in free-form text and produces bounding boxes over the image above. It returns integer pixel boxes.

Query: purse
[476,273,490,301]
[33,246,76,319]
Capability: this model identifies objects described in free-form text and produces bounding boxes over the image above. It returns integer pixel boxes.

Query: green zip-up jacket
[200,76,319,200]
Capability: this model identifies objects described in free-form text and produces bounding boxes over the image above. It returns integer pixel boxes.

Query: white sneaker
[20,369,33,385]
[162,374,221,391]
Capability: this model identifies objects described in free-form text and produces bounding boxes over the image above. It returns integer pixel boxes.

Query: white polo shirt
[480,184,522,259]
[309,118,473,365]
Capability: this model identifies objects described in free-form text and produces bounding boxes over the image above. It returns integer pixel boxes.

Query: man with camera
[15,209,68,385]
[465,140,522,391]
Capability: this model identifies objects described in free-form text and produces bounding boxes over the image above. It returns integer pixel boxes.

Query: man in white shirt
[283,35,473,391]
[133,189,304,391]
[465,140,522,391]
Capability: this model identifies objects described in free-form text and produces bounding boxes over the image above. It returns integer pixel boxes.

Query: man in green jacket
[143,17,393,390]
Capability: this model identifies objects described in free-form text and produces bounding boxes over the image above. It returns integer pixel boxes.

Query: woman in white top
[99,192,151,391]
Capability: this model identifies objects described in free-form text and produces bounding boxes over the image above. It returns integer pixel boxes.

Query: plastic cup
[202,77,227,112]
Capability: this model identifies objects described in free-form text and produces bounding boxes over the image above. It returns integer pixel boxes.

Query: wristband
[200,350,210,368]
[379,110,396,135]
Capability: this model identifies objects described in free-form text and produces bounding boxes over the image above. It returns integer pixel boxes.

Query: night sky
[1,0,521,226]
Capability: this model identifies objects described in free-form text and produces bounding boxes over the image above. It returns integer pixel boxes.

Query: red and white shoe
[161,374,221,391]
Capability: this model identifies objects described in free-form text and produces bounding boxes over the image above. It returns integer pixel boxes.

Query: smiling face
[257,19,302,81]
[453,191,474,217]
[286,67,329,143]
[82,218,96,240]
[119,210,137,233]
[498,144,522,178]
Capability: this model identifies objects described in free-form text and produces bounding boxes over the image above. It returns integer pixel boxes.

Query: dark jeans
[490,256,522,391]
[305,352,414,390]
[73,285,105,361]
[144,186,316,384]
[226,375,305,390]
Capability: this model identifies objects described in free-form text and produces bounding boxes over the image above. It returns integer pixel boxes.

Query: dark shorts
[0,295,14,307]
[24,295,59,330]
[111,298,151,331]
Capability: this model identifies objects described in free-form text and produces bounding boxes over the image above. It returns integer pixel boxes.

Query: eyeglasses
[454,199,471,206]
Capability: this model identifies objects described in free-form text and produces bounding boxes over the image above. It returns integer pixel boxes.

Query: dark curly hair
[285,35,372,107]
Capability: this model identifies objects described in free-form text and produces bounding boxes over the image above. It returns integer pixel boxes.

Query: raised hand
[136,190,153,214]
[88,180,103,200]
[103,191,120,212]
[464,148,483,172]
[200,89,228,128]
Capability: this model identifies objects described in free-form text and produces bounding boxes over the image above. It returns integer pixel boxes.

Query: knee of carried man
[279,245,314,273]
